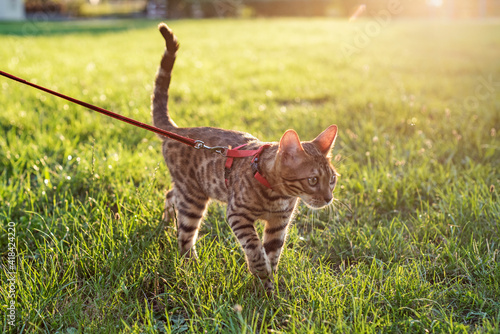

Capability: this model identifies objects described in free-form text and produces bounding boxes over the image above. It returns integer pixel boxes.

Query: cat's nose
[324,194,333,204]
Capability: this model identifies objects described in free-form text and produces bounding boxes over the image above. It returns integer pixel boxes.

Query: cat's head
[276,125,338,208]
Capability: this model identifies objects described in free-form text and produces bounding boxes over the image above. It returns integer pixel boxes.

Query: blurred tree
[333,0,500,18]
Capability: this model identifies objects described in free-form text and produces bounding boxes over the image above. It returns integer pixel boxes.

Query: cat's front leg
[227,207,273,290]
[263,215,293,273]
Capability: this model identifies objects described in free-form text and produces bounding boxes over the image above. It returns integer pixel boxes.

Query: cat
[152,23,338,291]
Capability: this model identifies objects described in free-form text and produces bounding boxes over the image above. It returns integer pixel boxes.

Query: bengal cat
[152,23,339,291]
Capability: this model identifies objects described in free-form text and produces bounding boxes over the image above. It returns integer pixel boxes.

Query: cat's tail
[151,23,180,132]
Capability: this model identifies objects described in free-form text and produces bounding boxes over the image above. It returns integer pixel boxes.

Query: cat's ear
[312,125,338,157]
[278,129,305,165]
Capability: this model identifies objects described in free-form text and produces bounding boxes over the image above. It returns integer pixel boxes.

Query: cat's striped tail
[152,23,180,132]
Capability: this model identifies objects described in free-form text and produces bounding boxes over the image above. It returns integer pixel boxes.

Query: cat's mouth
[300,195,333,209]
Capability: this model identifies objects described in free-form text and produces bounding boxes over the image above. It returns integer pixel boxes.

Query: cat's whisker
[328,201,337,214]
[334,198,353,214]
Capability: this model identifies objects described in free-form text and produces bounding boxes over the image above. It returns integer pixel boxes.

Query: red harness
[224,144,272,189]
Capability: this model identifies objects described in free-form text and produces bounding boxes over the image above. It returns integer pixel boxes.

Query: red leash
[0,70,226,154]
[1,70,274,188]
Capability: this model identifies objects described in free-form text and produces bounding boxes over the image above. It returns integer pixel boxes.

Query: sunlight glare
[349,4,366,22]
[427,0,443,7]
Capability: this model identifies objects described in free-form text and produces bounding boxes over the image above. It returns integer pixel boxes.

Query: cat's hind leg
[163,187,177,223]
[174,189,209,258]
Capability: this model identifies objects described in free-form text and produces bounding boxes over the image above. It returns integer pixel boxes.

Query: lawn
[0,18,499,333]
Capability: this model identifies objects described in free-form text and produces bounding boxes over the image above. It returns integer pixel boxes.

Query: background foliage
[20,0,500,18]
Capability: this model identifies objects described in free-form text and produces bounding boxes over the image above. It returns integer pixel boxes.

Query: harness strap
[225,144,272,189]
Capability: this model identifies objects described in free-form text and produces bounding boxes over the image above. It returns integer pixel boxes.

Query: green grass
[0,18,499,333]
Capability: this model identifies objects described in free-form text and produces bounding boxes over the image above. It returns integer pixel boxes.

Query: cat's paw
[181,247,199,261]
[260,277,274,293]
[252,269,274,292]
[162,205,176,223]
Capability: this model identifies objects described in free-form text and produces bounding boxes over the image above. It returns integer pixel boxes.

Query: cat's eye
[308,177,318,186]
[330,175,336,185]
